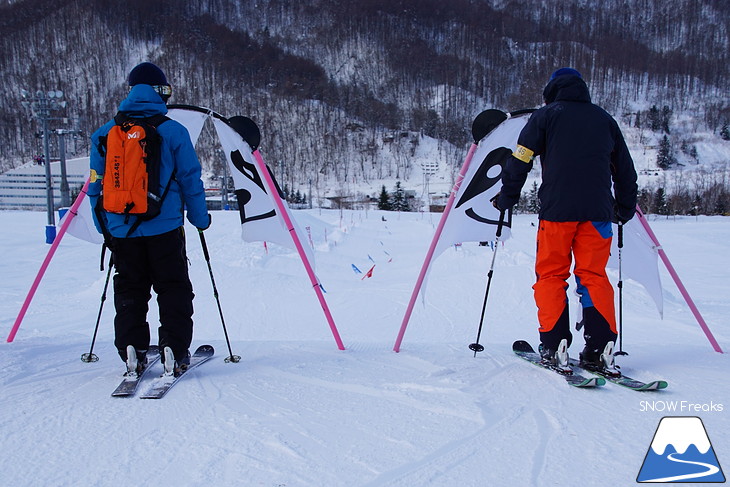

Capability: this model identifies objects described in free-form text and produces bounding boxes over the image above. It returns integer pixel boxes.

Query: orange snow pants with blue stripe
[533,220,616,351]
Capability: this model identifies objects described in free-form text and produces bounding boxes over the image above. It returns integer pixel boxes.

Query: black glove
[197,214,212,232]
[614,204,635,224]
[490,192,502,211]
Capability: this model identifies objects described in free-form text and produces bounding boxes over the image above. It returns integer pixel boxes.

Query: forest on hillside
[1,0,728,206]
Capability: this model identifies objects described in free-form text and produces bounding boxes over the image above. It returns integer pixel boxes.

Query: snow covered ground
[1,209,728,486]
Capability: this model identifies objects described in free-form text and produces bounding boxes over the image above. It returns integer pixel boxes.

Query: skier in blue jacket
[88,62,210,377]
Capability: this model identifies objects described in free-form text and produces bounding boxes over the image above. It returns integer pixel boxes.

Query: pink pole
[7,178,91,343]
[634,205,723,353]
[393,144,478,352]
[252,151,345,350]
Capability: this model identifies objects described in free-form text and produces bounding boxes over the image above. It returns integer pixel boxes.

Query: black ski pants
[112,227,194,363]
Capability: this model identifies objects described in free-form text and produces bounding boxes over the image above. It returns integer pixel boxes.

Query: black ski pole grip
[618,222,624,248]
[495,210,506,238]
[199,230,211,261]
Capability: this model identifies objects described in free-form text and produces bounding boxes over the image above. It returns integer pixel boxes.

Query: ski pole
[614,222,628,356]
[198,230,240,363]
[81,250,113,363]
[469,210,506,356]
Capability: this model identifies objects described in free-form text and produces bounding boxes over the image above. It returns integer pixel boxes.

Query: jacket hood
[542,75,591,104]
[118,84,168,117]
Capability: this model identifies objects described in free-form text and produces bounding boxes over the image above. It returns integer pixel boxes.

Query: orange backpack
[100,113,172,232]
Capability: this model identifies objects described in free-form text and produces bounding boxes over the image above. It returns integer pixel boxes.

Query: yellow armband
[513,145,534,163]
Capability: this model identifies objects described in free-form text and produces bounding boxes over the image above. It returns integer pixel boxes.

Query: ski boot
[539,338,572,375]
[580,341,621,377]
[162,347,190,378]
[124,345,148,377]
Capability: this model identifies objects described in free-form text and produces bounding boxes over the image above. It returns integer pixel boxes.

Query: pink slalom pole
[7,178,91,343]
[634,205,723,353]
[393,144,478,352]
[252,151,345,350]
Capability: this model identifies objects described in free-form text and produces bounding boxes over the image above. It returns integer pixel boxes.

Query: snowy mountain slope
[0,209,728,486]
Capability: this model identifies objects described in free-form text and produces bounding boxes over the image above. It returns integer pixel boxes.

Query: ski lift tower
[420,159,439,212]
[20,89,67,244]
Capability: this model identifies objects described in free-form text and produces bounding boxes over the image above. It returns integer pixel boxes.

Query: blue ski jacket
[497,75,638,222]
[88,85,209,238]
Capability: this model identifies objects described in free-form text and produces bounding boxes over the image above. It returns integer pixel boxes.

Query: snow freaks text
[639,401,724,413]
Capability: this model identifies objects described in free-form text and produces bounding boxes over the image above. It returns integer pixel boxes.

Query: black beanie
[128,62,168,86]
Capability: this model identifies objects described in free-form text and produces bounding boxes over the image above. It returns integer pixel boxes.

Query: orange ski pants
[533,220,616,337]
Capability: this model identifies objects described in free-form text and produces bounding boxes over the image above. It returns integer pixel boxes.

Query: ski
[111,345,161,397]
[513,340,605,388]
[568,359,668,391]
[139,345,214,399]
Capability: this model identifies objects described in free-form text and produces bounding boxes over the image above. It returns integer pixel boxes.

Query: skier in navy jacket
[495,68,638,372]
[89,62,210,377]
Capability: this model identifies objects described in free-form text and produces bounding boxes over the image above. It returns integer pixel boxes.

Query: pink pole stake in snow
[393,109,513,352]
[252,150,345,350]
[393,143,478,352]
[634,205,723,353]
[7,178,91,343]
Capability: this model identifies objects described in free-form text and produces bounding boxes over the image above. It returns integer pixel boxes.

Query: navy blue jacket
[88,85,209,237]
[498,75,638,222]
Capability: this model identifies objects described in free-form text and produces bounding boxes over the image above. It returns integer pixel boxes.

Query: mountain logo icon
[637,416,726,483]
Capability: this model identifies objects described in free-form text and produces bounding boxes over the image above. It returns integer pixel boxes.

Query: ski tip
[639,380,669,391]
[569,376,606,388]
[194,344,215,355]
[512,340,535,354]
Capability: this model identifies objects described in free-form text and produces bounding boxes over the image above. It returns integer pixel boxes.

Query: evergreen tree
[656,135,675,169]
[653,187,668,215]
[391,180,409,211]
[648,105,661,132]
[377,185,392,210]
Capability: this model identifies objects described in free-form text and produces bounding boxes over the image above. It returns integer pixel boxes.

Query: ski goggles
[152,85,172,99]
[128,84,173,100]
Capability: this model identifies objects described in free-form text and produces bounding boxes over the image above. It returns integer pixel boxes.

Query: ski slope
[1,209,728,486]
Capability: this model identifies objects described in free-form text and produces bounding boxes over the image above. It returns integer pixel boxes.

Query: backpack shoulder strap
[146,113,170,128]
[112,112,170,127]
[112,112,130,126]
